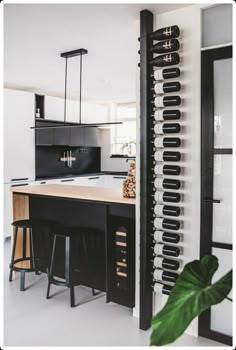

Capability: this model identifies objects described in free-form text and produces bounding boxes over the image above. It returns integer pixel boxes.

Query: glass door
[199,46,232,346]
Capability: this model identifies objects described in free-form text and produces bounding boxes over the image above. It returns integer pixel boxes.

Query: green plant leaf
[150,255,232,346]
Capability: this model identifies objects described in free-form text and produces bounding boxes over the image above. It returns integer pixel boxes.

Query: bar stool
[9,219,39,291]
[9,219,59,291]
[46,227,101,307]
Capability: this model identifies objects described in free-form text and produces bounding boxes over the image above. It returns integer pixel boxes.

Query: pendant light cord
[79,54,82,124]
[64,56,68,125]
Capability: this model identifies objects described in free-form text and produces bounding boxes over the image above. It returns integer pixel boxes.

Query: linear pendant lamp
[31,48,122,129]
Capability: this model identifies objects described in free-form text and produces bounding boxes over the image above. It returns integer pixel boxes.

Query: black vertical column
[139,9,154,330]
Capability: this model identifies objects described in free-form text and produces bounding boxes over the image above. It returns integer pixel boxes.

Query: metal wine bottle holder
[139,9,183,330]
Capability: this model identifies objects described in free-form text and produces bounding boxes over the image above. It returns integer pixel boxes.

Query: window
[110,103,136,157]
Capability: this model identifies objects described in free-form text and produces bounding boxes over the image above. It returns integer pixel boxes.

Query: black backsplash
[36,146,101,178]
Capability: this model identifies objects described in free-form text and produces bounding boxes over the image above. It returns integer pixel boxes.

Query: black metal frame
[32,48,123,129]
[199,45,232,346]
[139,9,154,330]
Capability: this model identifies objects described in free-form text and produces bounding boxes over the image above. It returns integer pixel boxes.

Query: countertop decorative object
[123,160,136,198]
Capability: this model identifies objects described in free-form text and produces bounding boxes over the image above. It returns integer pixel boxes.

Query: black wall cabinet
[35,121,54,145]
[35,121,99,146]
[85,128,99,147]
[53,127,71,145]
[70,127,85,146]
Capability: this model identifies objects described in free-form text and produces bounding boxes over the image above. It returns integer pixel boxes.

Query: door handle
[11,177,28,181]
[202,198,221,204]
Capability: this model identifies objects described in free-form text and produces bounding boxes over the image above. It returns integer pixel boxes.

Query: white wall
[150,5,201,336]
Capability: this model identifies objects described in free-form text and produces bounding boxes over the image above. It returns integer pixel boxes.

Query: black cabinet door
[70,127,85,146]
[35,122,54,145]
[84,128,98,147]
[53,127,70,145]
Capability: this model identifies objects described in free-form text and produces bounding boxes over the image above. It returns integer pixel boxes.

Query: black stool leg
[20,271,25,291]
[9,226,18,282]
[70,286,75,307]
[65,236,75,307]
[29,228,36,271]
[19,227,27,291]
[22,227,27,260]
[82,234,96,296]
[30,227,40,275]
[46,235,57,299]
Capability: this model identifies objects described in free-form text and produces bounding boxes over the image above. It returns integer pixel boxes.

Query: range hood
[31,48,122,129]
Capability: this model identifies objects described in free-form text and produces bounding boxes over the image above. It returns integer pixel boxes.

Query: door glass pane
[212,154,232,244]
[213,58,232,148]
[211,248,232,336]
[202,5,232,48]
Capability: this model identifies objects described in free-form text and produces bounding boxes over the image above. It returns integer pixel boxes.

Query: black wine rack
[139,10,183,330]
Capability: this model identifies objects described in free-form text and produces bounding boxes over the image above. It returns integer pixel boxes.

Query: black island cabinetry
[12,187,135,309]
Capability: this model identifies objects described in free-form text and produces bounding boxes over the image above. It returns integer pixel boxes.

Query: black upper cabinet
[35,122,54,145]
[70,127,85,146]
[35,121,99,146]
[53,127,70,145]
[84,128,99,147]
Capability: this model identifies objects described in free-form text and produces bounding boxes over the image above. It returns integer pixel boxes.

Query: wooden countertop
[11,184,135,205]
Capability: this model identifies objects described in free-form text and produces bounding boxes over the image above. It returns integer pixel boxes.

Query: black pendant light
[31,48,122,129]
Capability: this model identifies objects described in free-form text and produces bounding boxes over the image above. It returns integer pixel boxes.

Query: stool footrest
[48,276,80,287]
[9,257,36,272]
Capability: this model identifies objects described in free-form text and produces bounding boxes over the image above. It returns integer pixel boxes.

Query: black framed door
[199,45,232,346]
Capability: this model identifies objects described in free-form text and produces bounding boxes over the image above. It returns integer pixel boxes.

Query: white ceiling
[4,3,190,103]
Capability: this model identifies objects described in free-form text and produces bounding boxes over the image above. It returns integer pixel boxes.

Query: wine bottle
[153,282,173,295]
[154,204,180,217]
[154,150,181,162]
[153,256,180,271]
[152,67,180,81]
[150,38,180,54]
[154,191,181,203]
[116,266,127,274]
[154,178,181,190]
[154,217,180,231]
[153,269,179,283]
[154,243,181,257]
[150,25,180,41]
[150,53,180,67]
[154,164,181,176]
[153,109,181,121]
[154,123,181,134]
[154,230,181,244]
[152,82,181,94]
[152,95,181,108]
[154,137,181,148]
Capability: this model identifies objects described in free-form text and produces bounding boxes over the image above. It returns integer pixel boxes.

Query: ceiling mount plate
[60,48,88,58]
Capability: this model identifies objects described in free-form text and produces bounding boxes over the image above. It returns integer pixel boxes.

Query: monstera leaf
[150,255,232,346]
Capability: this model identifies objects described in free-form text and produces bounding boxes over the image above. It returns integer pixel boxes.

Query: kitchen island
[11,185,135,308]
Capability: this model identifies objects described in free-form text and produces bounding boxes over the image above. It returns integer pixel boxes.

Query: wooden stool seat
[11,219,40,229]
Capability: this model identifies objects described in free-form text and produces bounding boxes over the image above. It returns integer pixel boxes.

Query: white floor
[4,239,224,347]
